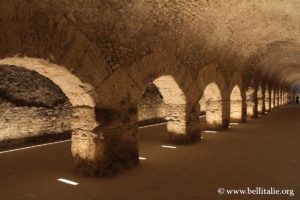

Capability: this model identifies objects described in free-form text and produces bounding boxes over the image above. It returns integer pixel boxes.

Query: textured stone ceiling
[1,0,300,86]
[0,65,68,107]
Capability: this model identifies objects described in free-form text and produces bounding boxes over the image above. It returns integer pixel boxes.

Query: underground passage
[0,1,300,200]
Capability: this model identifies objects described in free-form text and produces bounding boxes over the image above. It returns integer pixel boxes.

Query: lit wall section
[230,85,242,122]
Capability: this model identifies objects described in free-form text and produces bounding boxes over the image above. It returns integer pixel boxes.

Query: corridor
[0,104,299,200]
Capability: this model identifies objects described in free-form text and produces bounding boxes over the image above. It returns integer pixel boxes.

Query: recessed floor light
[204,130,218,133]
[139,157,147,160]
[57,178,79,186]
[161,145,177,149]
[229,123,239,125]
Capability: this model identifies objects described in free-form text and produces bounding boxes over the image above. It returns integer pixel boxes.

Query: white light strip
[139,122,167,129]
[204,130,218,133]
[199,115,206,118]
[161,145,177,149]
[139,157,147,160]
[57,178,79,186]
[0,140,71,154]
[229,123,239,125]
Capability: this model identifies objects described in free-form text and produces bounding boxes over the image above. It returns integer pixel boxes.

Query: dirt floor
[0,104,299,200]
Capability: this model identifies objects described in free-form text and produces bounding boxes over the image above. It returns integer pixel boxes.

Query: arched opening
[257,86,264,114]
[0,57,99,175]
[265,85,271,112]
[246,87,255,118]
[200,82,223,130]
[138,75,199,144]
[0,65,72,150]
[230,85,242,122]
[138,83,166,126]
[152,76,186,138]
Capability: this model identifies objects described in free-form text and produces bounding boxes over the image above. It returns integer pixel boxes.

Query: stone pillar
[222,98,230,128]
[72,107,138,176]
[246,87,256,118]
[71,107,101,176]
[257,92,264,115]
[165,103,201,144]
[205,99,227,130]
[246,98,255,118]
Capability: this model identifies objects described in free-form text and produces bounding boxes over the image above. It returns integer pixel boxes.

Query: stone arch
[139,75,191,142]
[230,85,243,123]
[228,73,246,122]
[84,51,201,176]
[197,64,228,130]
[0,57,100,176]
[0,57,96,107]
[246,87,256,118]
[130,52,201,143]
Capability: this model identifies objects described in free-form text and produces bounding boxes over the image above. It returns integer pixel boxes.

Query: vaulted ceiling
[1,0,299,87]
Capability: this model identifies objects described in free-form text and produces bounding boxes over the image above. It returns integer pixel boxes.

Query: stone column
[257,94,264,115]
[205,99,227,130]
[265,95,271,112]
[230,99,243,123]
[72,107,138,176]
[165,103,201,144]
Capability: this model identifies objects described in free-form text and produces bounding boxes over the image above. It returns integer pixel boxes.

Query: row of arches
[199,83,288,132]
[0,57,290,177]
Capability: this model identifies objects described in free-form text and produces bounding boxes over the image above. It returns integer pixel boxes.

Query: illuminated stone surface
[230,85,243,123]
[0,0,297,176]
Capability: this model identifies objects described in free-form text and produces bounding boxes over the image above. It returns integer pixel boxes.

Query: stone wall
[0,65,73,150]
[138,84,166,126]
[0,98,72,150]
